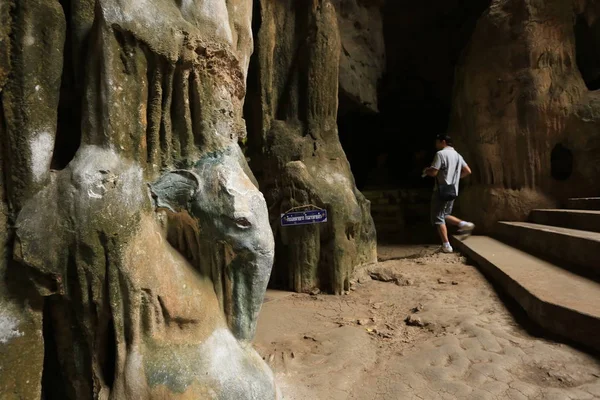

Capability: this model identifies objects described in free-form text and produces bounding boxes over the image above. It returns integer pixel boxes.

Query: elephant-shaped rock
[150,145,275,341]
[13,145,279,399]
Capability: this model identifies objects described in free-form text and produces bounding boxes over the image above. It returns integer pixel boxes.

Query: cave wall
[4,0,600,395]
[333,0,386,190]
[335,0,385,114]
[0,2,46,397]
[450,0,600,232]
[246,0,379,294]
[0,0,280,398]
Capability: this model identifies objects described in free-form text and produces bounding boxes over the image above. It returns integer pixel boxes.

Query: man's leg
[431,197,453,252]
[446,215,475,235]
[445,215,462,226]
[437,223,449,243]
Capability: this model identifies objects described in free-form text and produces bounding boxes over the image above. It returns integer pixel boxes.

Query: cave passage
[338,0,490,243]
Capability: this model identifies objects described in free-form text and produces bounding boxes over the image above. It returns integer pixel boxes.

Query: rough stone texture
[333,0,385,114]
[246,0,378,294]
[450,0,600,232]
[0,0,11,87]
[2,0,66,209]
[14,146,277,399]
[150,146,275,341]
[0,2,46,399]
[0,0,279,398]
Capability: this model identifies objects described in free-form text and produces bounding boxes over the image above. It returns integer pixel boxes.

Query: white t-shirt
[431,147,467,194]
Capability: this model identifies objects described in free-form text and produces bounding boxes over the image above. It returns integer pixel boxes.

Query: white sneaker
[442,244,453,253]
[458,222,475,235]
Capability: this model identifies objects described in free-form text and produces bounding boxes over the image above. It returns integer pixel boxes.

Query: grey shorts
[431,194,454,225]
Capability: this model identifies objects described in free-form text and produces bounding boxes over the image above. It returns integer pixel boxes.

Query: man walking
[423,134,475,253]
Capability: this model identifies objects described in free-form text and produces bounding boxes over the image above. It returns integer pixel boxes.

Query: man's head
[435,134,453,150]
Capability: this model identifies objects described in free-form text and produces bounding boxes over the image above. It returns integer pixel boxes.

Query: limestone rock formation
[150,146,274,341]
[333,0,385,114]
[246,0,378,295]
[0,0,279,398]
[450,0,600,231]
[14,146,276,399]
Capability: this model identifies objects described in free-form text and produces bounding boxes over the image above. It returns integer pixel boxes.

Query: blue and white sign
[281,209,328,226]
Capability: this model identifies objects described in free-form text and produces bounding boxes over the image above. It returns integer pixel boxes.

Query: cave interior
[337,0,491,243]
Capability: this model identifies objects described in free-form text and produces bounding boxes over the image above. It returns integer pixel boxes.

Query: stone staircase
[452,198,600,351]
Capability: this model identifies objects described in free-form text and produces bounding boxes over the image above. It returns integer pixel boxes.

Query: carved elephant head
[150,146,274,341]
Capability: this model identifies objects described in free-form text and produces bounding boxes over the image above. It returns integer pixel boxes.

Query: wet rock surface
[255,247,600,399]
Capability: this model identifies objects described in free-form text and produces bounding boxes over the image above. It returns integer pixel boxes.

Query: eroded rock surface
[246,0,378,294]
[450,0,600,231]
[0,0,278,398]
[14,146,277,399]
[334,0,385,113]
[150,146,274,341]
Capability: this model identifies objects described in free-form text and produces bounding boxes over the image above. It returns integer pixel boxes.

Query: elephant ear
[149,170,200,213]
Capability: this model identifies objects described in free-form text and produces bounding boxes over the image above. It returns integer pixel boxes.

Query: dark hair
[436,134,453,145]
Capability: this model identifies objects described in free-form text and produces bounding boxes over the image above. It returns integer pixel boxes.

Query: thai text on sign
[281,208,328,226]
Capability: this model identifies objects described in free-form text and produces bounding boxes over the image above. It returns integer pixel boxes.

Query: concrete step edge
[495,221,600,277]
[531,209,600,215]
[528,210,600,233]
[498,221,600,241]
[565,198,600,210]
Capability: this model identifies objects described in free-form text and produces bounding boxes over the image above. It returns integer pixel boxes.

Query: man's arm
[424,152,441,177]
[460,161,471,178]
[425,166,439,177]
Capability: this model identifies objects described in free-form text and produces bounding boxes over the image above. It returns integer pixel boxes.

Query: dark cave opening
[574,14,600,91]
[551,143,573,181]
[102,316,117,389]
[41,298,68,400]
[242,0,262,159]
[51,0,82,170]
[338,0,490,243]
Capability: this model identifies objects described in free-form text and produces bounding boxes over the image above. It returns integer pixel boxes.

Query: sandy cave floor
[254,245,600,400]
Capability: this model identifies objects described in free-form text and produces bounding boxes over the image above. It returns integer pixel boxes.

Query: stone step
[565,197,600,210]
[495,222,600,279]
[451,235,600,351]
[529,209,600,233]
